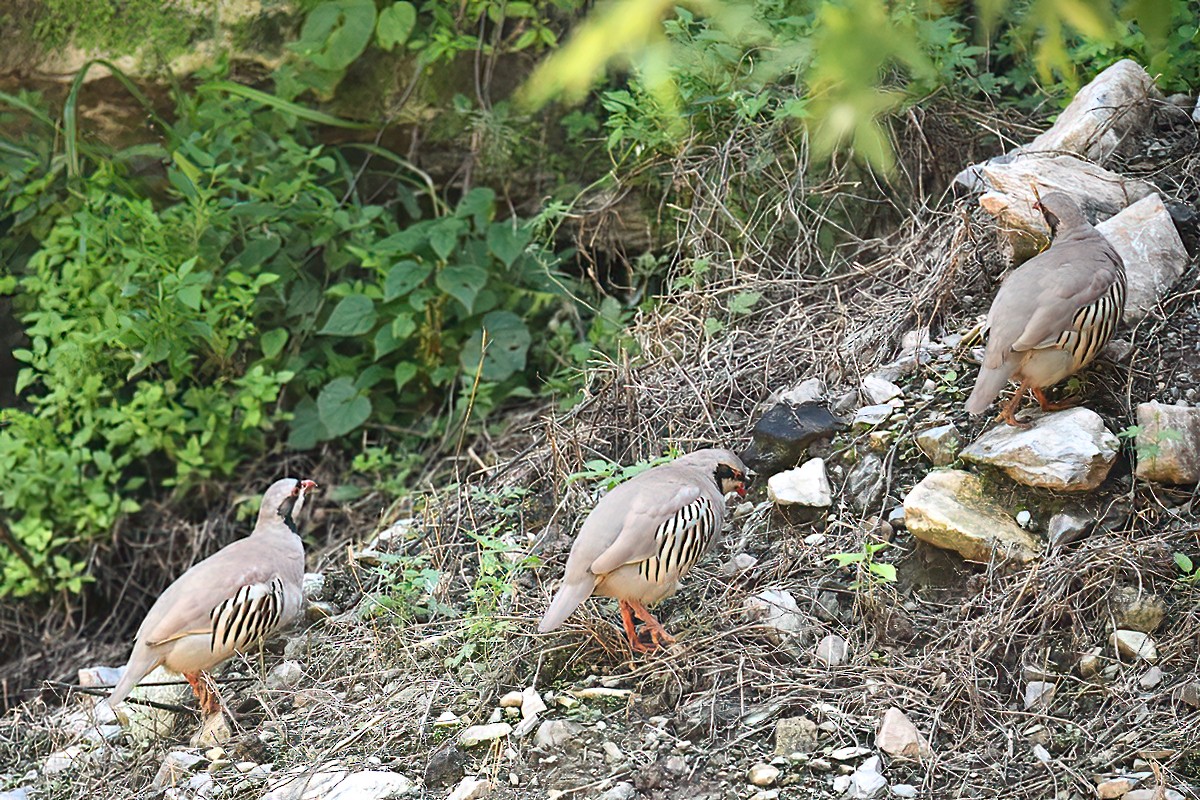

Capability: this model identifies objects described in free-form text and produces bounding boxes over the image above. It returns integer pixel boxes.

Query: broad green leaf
[436,265,488,313]
[376,1,417,51]
[459,311,532,381]
[728,291,761,315]
[394,362,419,391]
[429,219,464,260]
[384,259,432,300]
[455,187,495,226]
[317,376,372,437]
[869,562,897,582]
[177,285,203,311]
[319,293,377,336]
[487,221,532,267]
[295,0,377,71]
[232,236,282,270]
[1175,552,1194,574]
[288,397,326,450]
[262,328,289,359]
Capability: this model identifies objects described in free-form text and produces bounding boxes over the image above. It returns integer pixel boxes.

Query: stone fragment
[458,723,512,747]
[259,769,416,800]
[1095,193,1189,324]
[154,751,207,789]
[779,378,826,405]
[1027,60,1154,161]
[722,553,759,576]
[446,777,492,800]
[846,756,889,798]
[1097,778,1134,799]
[891,785,918,799]
[1139,666,1164,689]
[1111,586,1165,633]
[1173,682,1200,708]
[742,403,841,477]
[597,783,637,800]
[423,743,466,787]
[903,470,1039,563]
[1078,648,1102,678]
[876,708,931,759]
[774,717,819,756]
[854,404,895,428]
[266,660,304,691]
[743,589,807,642]
[1111,630,1158,663]
[1047,508,1092,549]
[960,408,1118,491]
[814,634,849,668]
[767,459,832,507]
[915,424,960,466]
[534,719,582,750]
[601,741,624,763]
[862,375,903,404]
[1133,402,1200,484]
[498,691,523,708]
[747,763,780,787]
[1023,681,1056,710]
[845,454,885,513]
[520,686,547,720]
[1124,789,1185,800]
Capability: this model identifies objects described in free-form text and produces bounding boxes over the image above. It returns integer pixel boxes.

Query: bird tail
[104,644,160,708]
[965,365,1013,416]
[537,579,596,633]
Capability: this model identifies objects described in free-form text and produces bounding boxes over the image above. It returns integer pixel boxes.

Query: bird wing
[983,235,1121,364]
[136,537,297,648]
[586,478,706,576]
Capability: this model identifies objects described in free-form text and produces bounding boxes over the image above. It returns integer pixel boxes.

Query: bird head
[1032,191,1086,237]
[674,448,751,498]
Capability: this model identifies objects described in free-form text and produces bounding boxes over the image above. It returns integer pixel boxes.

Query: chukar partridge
[966,192,1125,426]
[538,449,748,652]
[105,478,316,715]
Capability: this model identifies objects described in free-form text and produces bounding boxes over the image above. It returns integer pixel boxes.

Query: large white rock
[977,156,1156,261]
[1095,194,1189,324]
[1025,59,1154,162]
[903,470,1039,563]
[959,408,1118,491]
[767,458,832,507]
[458,723,512,747]
[1133,402,1200,484]
[260,769,415,800]
[956,60,1154,189]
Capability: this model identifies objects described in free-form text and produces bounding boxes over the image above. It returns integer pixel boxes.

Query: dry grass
[4,98,1200,799]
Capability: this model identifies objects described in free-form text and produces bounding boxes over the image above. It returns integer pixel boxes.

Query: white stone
[903,470,1039,563]
[1015,510,1032,528]
[814,634,848,668]
[779,377,826,405]
[862,375,903,404]
[1048,509,1091,549]
[1124,790,1185,800]
[520,686,547,720]
[1139,666,1164,689]
[499,691,523,708]
[830,746,872,761]
[854,404,895,427]
[767,458,832,507]
[743,589,806,642]
[266,660,304,691]
[1133,402,1200,484]
[915,424,960,466]
[1027,60,1154,162]
[458,723,512,747]
[747,763,780,787]
[1096,779,1134,800]
[601,741,624,763]
[847,756,889,798]
[154,751,207,788]
[534,719,582,750]
[1096,194,1189,324]
[803,533,826,546]
[1023,681,1056,710]
[892,785,918,798]
[259,769,416,800]
[597,783,637,800]
[960,408,1118,491]
[721,553,759,576]
[447,777,492,800]
[1111,630,1158,663]
[876,707,931,759]
[41,746,88,775]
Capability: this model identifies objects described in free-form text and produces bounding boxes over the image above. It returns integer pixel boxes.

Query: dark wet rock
[742,403,841,477]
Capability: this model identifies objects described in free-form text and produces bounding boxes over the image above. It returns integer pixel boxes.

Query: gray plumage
[538,449,748,650]
[105,478,313,710]
[966,192,1126,421]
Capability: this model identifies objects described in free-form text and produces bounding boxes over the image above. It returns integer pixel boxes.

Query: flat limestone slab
[904,470,1039,563]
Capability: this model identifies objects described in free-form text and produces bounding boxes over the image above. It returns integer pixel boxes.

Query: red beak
[735,484,747,498]
[301,479,319,492]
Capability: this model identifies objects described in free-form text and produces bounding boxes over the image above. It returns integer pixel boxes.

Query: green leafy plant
[1118,424,1183,463]
[1173,552,1200,585]
[828,540,896,590]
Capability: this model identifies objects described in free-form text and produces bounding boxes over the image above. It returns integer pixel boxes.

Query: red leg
[1031,386,1077,412]
[184,672,224,716]
[627,600,676,649]
[996,380,1032,428]
[618,600,652,653]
